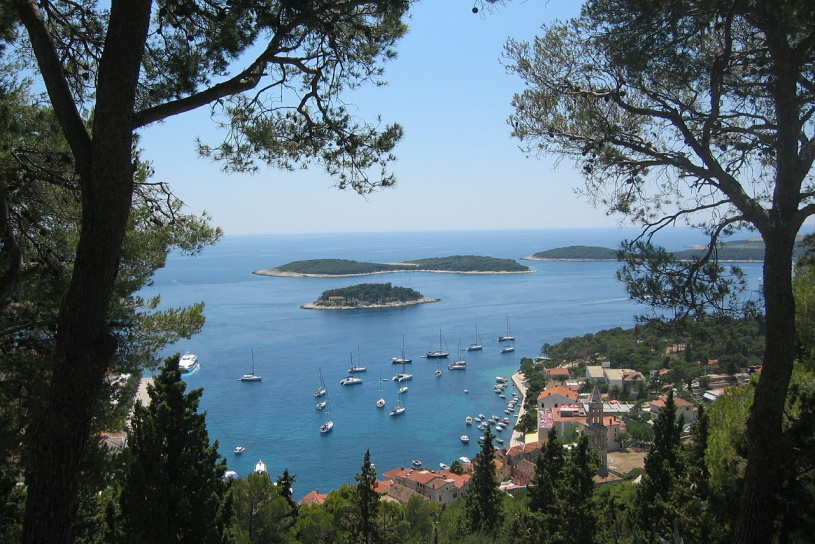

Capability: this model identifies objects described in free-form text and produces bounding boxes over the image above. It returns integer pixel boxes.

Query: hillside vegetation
[404,255,530,272]
[531,238,806,262]
[258,256,531,275]
[316,282,424,305]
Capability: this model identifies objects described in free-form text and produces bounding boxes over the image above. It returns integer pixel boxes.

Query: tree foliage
[464,426,502,535]
[118,355,231,544]
[318,282,424,304]
[6,1,410,541]
[506,3,815,538]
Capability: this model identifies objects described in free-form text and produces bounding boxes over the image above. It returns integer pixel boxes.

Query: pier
[509,372,529,447]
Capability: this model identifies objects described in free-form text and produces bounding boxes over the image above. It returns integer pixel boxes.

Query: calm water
[140,228,762,499]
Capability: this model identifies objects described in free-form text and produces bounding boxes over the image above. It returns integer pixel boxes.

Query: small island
[301,282,439,310]
[525,238,804,262]
[255,255,533,277]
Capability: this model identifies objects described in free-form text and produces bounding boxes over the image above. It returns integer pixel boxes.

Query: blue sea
[139,228,762,499]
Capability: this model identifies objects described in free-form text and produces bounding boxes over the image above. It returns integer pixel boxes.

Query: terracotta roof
[299,490,328,505]
[538,385,579,400]
[651,395,695,408]
[515,458,536,479]
[547,368,571,377]
[383,482,426,504]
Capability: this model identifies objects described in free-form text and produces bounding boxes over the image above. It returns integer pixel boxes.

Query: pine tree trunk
[20,2,152,542]
[734,228,798,544]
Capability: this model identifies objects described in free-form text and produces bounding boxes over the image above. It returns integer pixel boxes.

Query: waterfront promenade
[509,372,529,447]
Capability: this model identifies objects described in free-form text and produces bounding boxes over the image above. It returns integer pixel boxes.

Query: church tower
[587,384,608,476]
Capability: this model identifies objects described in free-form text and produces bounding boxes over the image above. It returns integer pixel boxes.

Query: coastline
[300,298,441,310]
[255,269,534,278]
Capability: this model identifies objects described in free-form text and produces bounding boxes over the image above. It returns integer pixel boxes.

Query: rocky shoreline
[301,298,441,310]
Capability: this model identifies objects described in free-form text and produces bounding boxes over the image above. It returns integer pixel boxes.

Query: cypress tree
[119,355,231,544]
[353,449,380,544]
[464,426,503,535]
[529,428,564,514]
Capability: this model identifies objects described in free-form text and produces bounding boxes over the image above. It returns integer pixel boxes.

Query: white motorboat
[254,459,267,473]
[459,456,471,464]
[339,376,362,386]
[234,446,245,454]
[465,416,473,425]
[179,352,199,373]
[393,373,413,382]
[398,386,408,394]
[440,463,450,470]
[460,435,470,443]
[412,460,422,467]
[316,401,327,410]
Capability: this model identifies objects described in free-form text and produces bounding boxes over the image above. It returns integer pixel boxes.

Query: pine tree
[119,355,231,544]
[277,468,298,520]
[464,426,503,535]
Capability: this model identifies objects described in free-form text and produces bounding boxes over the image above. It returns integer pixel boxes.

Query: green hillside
[530,245,619,260]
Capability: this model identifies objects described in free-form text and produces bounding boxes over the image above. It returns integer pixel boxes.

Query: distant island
[255,256,533,277]
[524,237,806,262]
[301,282,439,310]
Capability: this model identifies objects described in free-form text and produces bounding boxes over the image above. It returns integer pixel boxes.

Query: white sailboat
[500,341,515,353]
[448,342,467,370]
[376,374,386,408]
[497,317,515,342]
[389,391,405,416]
[320,397,334,433]
[347,347,367,373]
[238,349,262,381]
[465,325,483,351]
[392,335,412,364]
[314,368,327,397]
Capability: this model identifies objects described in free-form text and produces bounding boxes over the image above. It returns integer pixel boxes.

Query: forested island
[301,282,438,310]
[525,237,806,262]
[256,256,532,277]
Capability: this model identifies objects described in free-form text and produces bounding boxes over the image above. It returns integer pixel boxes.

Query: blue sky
[139,1,613,235]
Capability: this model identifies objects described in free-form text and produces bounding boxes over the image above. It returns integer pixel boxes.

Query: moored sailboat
[392,335,412,364]
[424,329,449,359]
[314,368,327,397]
[238,349,262,381]
[465,325,483,351]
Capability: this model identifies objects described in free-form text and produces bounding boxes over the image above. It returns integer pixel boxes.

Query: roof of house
[538,385,579,401]
[650,395,695,409]
[299,490,328,506]
[547,368,571,377]
[514,458,536,480]
[586,365,605,378]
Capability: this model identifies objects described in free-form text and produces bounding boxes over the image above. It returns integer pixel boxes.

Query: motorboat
[393,373,413,382]
[316,401,327,410]
[412,460,422,467]
[254,459,267,473]
[439,463,450,470]
[465,416,473,425]
[234,446,245,454]
[460,435,470,443]
[398,386,408,394]
[459,456,471,464]
[179,352,199,373]
[339,376,362,386]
